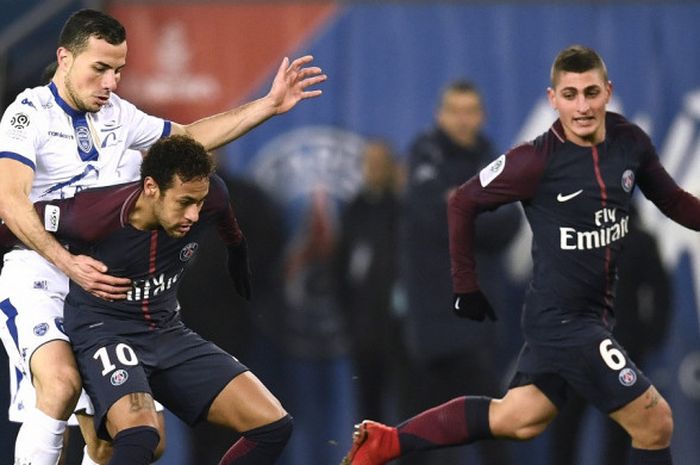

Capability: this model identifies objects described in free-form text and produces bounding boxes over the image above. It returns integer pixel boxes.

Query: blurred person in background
[548,202,673,465]
[396,80,520,465]
[0,8,324,465]
[335,140,406,422]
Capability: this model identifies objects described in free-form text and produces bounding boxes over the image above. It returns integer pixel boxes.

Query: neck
[129,193,158,231]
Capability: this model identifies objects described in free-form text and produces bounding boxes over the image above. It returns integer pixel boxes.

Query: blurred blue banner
[222,3,700,464]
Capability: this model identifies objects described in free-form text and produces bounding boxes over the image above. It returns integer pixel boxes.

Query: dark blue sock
[629,447,673,465]
[219,414,293,465]
[108,426,160,465]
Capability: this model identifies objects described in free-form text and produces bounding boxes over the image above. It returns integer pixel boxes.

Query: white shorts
[0,250,163,424]
[0,250,70,373]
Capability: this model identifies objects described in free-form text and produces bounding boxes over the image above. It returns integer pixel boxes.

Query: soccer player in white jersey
[0,9,325,465]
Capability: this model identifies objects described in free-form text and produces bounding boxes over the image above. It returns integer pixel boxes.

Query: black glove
[227,239,252,301]
[452,291,497,321]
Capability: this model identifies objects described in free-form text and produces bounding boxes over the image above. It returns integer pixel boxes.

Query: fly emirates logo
[560,207,629,250]
[126,270,183,301]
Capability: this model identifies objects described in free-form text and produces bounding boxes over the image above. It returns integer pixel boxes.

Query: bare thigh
[207,371,287,432]
[490,384,559,440]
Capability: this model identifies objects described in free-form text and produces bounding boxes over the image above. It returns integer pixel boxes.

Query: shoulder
[606,111,653,148]
[203,174,232,212]
[408,129,444,164]
[2,86,51,122]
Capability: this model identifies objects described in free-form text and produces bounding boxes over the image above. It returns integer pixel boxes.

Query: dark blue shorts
[508,333,651,413]
[65,308,247,439]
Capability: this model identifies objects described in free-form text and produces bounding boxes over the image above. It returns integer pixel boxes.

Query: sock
[219,414,293,465]
[15,407,67,465]
[108,426,160,465]
[629,447,673,465]
[397,396,492,454]
[81,445,99,465]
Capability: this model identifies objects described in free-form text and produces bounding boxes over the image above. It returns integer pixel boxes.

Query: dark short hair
[550,45,608,87]
[141,135,215,192]
[40,61,58,85]
[58,9,126,55]
[439,79,482,107]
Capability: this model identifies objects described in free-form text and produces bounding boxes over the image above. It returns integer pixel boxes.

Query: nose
[184,205,200,223]
[576,94,590,113]
[102,70,118,91]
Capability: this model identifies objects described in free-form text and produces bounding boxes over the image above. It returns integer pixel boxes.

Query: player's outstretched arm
[172,55,327,151]
[0,159,131,301]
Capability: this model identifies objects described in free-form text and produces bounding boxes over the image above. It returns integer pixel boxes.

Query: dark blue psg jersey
[449,112,700,345]
[0,175,242,327]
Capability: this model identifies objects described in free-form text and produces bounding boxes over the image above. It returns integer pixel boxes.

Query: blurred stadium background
[1,1,699,464]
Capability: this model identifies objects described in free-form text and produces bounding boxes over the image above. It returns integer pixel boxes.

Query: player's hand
[227,239,252,300]
[267,55,327,114]
[452,291,497,321]
[67,254,131,301]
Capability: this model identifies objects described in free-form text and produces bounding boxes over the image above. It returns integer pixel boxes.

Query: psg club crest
[618,367,637,386]
[179,242,199,262]
[621,169,635,193]
[110,369,129,386]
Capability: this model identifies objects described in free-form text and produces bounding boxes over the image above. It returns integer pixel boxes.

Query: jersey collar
[48,81,86,119]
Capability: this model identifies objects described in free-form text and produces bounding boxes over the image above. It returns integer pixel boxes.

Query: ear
[546,87,557,110]
[143,177,160,198]
[56,47,72,72]
[605,80,613,104]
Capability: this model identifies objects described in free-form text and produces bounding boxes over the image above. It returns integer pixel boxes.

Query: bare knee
[85,439,113,465]
[612,387,674,449]
[491,403,549,440]
[489,387,558,441]
[33,364,82,418]
[153,411,167,460]
[631,400,673,448]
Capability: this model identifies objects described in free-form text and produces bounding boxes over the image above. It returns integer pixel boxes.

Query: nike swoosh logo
[454,297,461,310]
[557,189,583,202]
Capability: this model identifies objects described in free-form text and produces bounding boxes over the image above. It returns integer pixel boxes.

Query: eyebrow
[93,60,125,71]
[560,84,601,92]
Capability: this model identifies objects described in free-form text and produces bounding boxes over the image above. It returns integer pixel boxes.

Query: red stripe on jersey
[591,146,613,326]
[141,230,158,330]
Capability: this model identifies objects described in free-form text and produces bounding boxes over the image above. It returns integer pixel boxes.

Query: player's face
[437,89,484,148]
[548,68,612,146]
[58,36,127,112]
[154,176,210,238]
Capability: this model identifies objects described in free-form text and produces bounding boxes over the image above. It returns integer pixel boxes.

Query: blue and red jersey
[448,112,700,345]
[0,174,242,327]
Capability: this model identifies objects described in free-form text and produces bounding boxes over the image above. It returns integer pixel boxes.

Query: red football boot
[340,420,400,465]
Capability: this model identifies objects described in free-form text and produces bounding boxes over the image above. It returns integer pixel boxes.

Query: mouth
[573,116,595,126]
[95,95,110,106]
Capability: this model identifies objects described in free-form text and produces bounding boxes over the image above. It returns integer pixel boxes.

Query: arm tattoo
[128,393,157,413]
[644,388,660,410]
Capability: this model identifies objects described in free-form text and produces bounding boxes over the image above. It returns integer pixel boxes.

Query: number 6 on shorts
[599,338,626,370]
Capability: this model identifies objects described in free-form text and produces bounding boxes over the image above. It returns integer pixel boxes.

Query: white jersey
[0,82,170,291]
[0,82,170,202]
[0,83,170,398]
